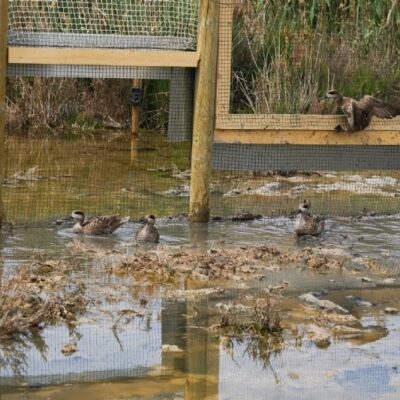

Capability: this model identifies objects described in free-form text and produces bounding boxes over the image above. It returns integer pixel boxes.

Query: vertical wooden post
[0,0,9,226]
[189,0,219,222]
[131,78,142,162]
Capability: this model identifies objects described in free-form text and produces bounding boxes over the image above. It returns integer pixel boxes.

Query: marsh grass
[232,0,400,114]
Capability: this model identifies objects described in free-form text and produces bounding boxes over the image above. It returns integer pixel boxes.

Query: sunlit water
[1,216,400,399]
[2,133,400,398]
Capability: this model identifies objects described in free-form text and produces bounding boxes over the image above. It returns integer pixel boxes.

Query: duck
[71,210,129,235]
[322,90,400,132]
[135,215,160,243]
[294,200,325,236]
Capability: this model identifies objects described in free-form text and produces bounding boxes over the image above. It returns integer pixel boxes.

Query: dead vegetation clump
[216,296,282,337]
[0,260,89,339]
[96,244,351,283]
[107,246,287,282]
[213,295,284,369]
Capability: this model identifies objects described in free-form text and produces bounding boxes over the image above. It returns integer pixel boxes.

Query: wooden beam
[214,129,400,145]
[0,0,8,226]
[8,47,200,68]
[216,113,400,131]
[189,0,219,222]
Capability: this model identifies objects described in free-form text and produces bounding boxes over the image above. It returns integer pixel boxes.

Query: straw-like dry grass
[0,259,88,339]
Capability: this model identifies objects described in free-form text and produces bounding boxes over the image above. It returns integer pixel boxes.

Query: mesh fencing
[8,0,198,50]
[4,73,193,226]
[2,0,400,227]
[211,0,400,218]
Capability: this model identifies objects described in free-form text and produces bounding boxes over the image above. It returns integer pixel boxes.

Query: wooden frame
[215,0,400,145]
[8,47,199,68]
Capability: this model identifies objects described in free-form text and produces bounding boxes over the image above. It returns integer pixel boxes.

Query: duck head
[71,210,85,223]
[139,215,156,225]
[146,215,156,225]
[320,90,343,101]
[297,200,311,215]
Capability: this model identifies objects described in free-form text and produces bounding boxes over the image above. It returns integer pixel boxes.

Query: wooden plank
[8,47,200,67]
[216,113,400,131]
[0,0,8,225]
[189,0,219,222]
[214,129,400,145]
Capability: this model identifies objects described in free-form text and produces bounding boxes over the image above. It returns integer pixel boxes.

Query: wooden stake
[0,0,9,226]
[189,0,219,222]
[131,78,142,162]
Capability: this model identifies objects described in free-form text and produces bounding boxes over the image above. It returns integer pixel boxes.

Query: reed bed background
[231,0,400,114]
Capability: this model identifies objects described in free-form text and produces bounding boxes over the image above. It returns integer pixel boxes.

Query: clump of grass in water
[0,259,88,339]
[217,296,282,336]
[217,296,283,371]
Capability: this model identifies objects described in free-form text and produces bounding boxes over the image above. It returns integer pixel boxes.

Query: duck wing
[357,95,400,119]
[85,215,123,234]
[350,99,373,130]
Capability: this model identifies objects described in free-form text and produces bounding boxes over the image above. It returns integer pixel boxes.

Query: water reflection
[1,289,400,399]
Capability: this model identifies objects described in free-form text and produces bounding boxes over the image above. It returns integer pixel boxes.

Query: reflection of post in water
[131,79,143,163]
[185,296,219,400]
[161,295,219,400]
[188,221,210,250]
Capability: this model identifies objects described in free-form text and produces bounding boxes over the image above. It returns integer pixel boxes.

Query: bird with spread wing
[322,90,400,132]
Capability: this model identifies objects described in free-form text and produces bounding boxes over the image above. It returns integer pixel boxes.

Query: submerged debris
[299,292,349,314]
[61,342,77,355]
[345,295,374,307]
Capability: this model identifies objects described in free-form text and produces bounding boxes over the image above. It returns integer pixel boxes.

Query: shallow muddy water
[1,216,400,399]
[3,134,400,225]
[2,133,400,398]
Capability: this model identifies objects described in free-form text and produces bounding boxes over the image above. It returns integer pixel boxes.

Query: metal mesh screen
[4,69,194,225]
[8,0,198,50]
[210,0,400,218]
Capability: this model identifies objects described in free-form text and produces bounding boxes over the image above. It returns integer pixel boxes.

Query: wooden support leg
[131,78,142,162]
[0,0,9,226]
[189,0,219,222]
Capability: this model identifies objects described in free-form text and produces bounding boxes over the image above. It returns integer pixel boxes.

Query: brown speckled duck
[294,200,325,236]
[72,210,129,235]
[323,90,400,132]
[135,215,160,243]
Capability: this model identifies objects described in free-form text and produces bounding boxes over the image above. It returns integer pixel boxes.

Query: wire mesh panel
[216,0,400,132]
[211,0,400,218]
[4,75,193,225]
[8,0,199,50]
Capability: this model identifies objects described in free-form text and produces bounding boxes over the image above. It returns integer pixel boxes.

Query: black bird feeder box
[131,87,143,106]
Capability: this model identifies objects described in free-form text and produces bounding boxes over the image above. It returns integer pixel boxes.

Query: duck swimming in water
[322,90,400,132]
[294,200,325,237]
[71,210,129,235]
[135,215,160,243]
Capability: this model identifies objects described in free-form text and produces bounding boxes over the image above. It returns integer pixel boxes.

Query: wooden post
[131,78,142,162]
[189,0,219,222]
[0,0,9,226]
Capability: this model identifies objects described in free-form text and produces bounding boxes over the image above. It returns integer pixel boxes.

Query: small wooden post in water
[0,0,9,226]
[189,0,219,222]
[131,78,142,162]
